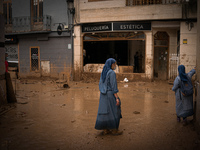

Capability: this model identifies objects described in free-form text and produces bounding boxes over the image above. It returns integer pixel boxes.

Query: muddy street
[0,79,200,150]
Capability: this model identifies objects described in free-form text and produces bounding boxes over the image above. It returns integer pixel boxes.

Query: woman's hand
[114,93,120,106]
[116,99,120,106]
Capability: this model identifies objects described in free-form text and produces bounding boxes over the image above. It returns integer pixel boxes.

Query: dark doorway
[154,32,169,80]
[83,41,128,65]
[83,32,146,73]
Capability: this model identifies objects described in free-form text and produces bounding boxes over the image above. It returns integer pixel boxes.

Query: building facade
[73,0,197,81]
[4,0,74,79]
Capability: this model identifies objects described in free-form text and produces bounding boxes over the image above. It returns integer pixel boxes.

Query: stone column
[73,25,83,81]
[180,22,197,73]
[145,31,153,81]
[0,0,7,104]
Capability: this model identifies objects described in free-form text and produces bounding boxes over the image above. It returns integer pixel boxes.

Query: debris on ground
[133,111,140,114]
[63,84,70,88]
[71,120,76,123]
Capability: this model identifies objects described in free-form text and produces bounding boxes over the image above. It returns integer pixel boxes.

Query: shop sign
[113,22,151,31]
[82,22,151,33]
[82,23,112,32]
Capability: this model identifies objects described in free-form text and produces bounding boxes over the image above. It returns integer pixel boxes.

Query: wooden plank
[83,38,145,41]
[125,32,131,38]
[85,35,101,40]
[126,33,144,39]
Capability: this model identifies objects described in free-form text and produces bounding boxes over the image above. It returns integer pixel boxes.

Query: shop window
[3,0,12,25]
[83,32,146,73]
[30,47,40,71]
[31,0,43,23]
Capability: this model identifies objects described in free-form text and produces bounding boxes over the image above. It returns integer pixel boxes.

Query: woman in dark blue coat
[95,58,122,135]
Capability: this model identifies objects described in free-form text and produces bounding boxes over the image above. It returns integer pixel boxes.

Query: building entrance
[154,32,169,80]
[83,32,145,73]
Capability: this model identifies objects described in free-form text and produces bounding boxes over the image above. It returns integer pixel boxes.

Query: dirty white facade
[73,0,197,81]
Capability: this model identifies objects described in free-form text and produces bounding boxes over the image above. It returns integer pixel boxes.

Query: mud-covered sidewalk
[0,79,200,150]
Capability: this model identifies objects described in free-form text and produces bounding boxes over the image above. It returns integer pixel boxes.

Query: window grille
[31,48,39,71]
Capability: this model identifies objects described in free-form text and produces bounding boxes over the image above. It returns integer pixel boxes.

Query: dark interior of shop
[83,41,128,65]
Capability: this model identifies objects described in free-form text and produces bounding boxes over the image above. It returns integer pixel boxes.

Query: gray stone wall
[18,34,72,78]
[10,0,73,79]
[12,0,31,17]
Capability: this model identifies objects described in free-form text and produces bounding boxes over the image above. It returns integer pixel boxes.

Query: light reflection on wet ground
[0,79,200,150]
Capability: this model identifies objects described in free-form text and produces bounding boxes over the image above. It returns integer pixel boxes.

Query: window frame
[3,0,12,25]
[30,46,40,72]
[31,0,43,24]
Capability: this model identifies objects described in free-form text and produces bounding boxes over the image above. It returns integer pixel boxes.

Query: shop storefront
[73,20,196,81]
[78,22,152,81]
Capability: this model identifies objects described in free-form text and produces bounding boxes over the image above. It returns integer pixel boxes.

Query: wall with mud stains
[74,26,83,81]
[18,34,72,79]
[145,32,153,80]
[153,27,179,79]
[180,22,197,73]
[82,72,148,82]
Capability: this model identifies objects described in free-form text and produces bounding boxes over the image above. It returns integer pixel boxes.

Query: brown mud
[0,79,200,150]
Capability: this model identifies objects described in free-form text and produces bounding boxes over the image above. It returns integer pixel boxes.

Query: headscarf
[178,65,188,82]
[101,58,116,83]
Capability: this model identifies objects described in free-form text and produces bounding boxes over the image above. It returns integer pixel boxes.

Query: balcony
[126,0,185,6]
[5,15,51,33]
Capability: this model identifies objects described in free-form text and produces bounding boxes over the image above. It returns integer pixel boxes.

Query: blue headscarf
[101,58,116,83]
[178,65,188,82]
